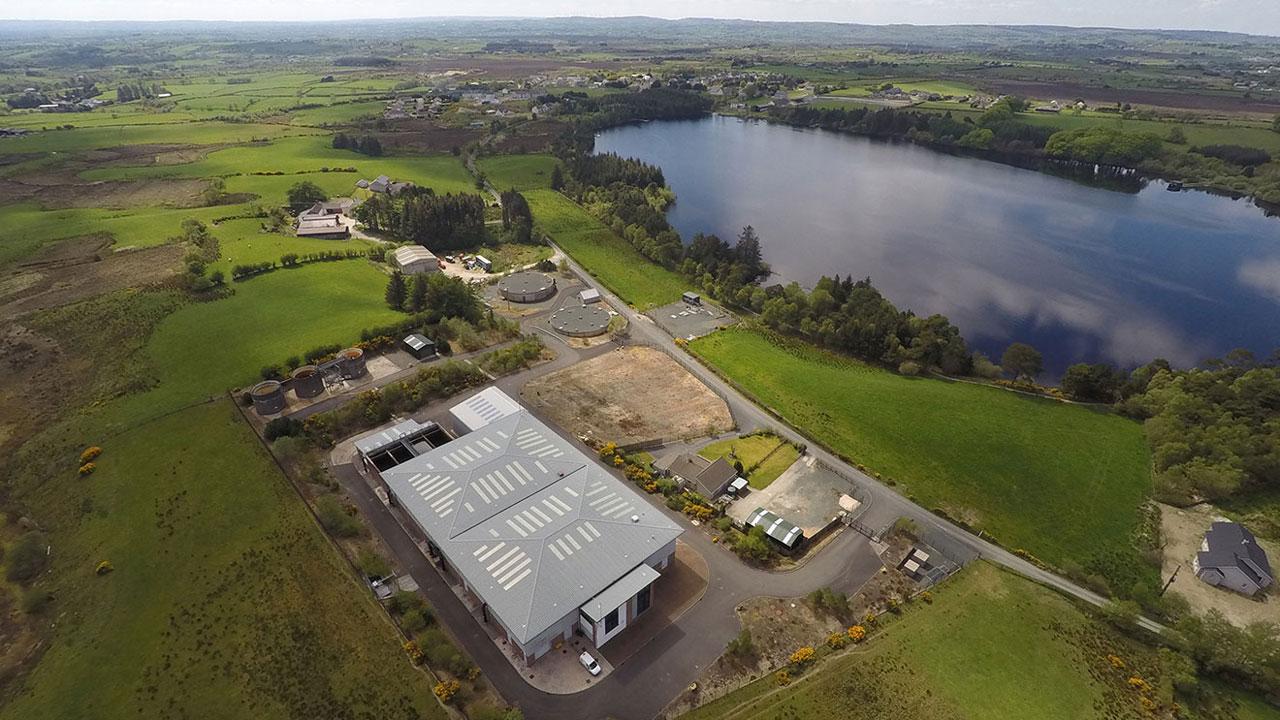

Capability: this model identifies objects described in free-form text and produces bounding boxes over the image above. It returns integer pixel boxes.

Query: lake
[595,115,1280,376]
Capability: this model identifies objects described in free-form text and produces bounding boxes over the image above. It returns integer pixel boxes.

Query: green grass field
[698,434,800,489]
[0,121,315,153]
[689,326,1153,584]
[0,400,444,720]
[681,562,1189,720]
[478,154,559,190]
[525,189,689,309]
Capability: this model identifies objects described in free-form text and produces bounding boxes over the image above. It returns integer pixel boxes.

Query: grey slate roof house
[372,389,683,663]
[654,452,741,499]
[1195,521,1273,596]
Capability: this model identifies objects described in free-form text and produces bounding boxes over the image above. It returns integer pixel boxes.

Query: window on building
[636,584,652,615]
[604,607,619,633]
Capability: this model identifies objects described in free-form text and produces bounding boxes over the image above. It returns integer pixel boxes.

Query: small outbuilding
[296,214,350,239]
[392,246,440,275]
[402,333,437,361]
[1195,521,1274,597]
[744,507,804,549]
[580,288,602,304]
[682,291,701,306]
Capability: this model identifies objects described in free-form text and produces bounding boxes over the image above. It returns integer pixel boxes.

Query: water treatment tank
[250,380,286,415]
[337,347,367,380]
[290,365,325,399]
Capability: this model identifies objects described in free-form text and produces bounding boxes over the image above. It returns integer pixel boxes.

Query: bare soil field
[0,173,212,209]
[364,121,484,154]
[491,120,569,154]
[0,236,183,318]
[522,345,733,446]
[1160,503,1279,626]
[983,79,1280,115]
[407,56,628,79]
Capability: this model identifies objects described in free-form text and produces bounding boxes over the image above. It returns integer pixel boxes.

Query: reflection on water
[595,116,1280,376]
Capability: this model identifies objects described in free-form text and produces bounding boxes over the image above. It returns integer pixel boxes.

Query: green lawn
[0,400,445,720]
[689,326,1153,586]
[478,154,559,190]
[525,189,689,309]
[682,562,1177,720]
[0,120,314,154]
[698,433,800,489]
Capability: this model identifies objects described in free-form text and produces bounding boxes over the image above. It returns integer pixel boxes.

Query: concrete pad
[727,455,857,536]
[645,301,736,340]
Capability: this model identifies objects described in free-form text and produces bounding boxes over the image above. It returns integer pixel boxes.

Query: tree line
[354,187,486,251]
[332,132,383,156]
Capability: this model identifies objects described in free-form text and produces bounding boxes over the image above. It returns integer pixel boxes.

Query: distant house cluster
[357,174,414,196]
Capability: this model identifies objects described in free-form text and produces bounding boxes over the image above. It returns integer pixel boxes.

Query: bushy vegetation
[356,188,486,250]
[1044,126,1164,165]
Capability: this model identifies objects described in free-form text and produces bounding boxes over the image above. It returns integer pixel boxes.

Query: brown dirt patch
[81,143,224,168]
[0,322,86,455]
[1159,503,1279,626]
[522,346,733,446]
[983,79,1280,116]
[0,172,211,210]
[354,121,483,154]
[490,120,569,154]
[0,235,182,319]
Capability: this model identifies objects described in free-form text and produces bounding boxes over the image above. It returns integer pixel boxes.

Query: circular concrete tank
[337,347,367,380]
[549,305,610,337]
[250,380,286,415]
[498,271,556,303]
[290,365,325,399]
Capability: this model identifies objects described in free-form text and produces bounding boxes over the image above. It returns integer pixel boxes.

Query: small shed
[744,507,804,549]
[402,333,437,360]
[682,291,701,306]
[580,288,602,304]
[475,255,493,272]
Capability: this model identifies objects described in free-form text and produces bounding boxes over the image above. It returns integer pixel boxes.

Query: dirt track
[521,345,733,447]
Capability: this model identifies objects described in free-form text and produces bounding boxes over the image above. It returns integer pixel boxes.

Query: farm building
[498,271,556,303]
[296,214,350,239]
[744,507,804,549]
[373,389,683,663]
[580,288,602,304]
[1194,521,1274,596]
[402,333,437,360]
[391,246,440,275]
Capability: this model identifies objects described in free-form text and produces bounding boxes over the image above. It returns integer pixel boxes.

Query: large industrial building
[363,388,683,663]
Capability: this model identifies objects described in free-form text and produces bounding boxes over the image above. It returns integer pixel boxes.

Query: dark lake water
[595,115,1280,376]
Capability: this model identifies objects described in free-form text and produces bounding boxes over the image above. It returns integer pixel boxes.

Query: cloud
[1238,257,1280,303]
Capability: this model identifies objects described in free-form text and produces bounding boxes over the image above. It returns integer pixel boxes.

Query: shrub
[6,533,48,583]
[20,588,53,614]
[433,679,460,703]
[316,495,362,537]
[847,625,866,642]
[401,608,432,633]
[726,629,754,660]
[388,590,427,615]
[734,525,773,563]
[95,560,114,575]
[79,446,103,464]
[788,646,815,666]
[712,516,733,532]
[403,640,425,665]
[357,548,392,579]
[826,632,848,649]
[264,417,303,441]
[897,360,922,376]
[78,462,96,476]
[774,669,791,686]
[808,587,850,619]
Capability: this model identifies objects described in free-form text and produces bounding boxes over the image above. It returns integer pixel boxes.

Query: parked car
[579,651,602,676]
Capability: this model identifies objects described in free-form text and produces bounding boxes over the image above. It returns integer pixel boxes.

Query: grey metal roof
[745,507,803,548]
[381,409,683,644]
[579,563,659,622]
[355,419,433,456]
[1198,521,1273,584]
[449,386,521,432]
[404,333,434,351]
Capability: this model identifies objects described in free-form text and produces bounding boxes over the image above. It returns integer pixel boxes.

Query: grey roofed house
[379,406,682,659]
[1195,521,1274,596]
[657,453,739,498]
[356,178,370,189]
[369,174,391,193]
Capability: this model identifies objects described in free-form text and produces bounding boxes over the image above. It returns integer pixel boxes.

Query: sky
[1,0,1277,36]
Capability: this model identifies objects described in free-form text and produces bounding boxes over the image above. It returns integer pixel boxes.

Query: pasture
[681,563,1179,720]
[478,153,559,190]
[526,189,689,309]
[689,326,1154,587]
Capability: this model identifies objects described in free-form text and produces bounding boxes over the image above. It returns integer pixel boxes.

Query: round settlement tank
[337,347,367,380]
[250,380,286,415]
[497,271,557,303]
[290,365,324,399]
[549,305,611,337]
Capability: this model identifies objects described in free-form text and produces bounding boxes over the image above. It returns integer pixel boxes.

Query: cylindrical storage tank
[250,380,286,415]
[290,365,324,399]
[497,271,557,303]
[338,347,367,380]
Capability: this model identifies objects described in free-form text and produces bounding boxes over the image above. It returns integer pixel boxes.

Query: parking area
[726,455,861,537]
[646,300,736,340]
